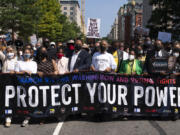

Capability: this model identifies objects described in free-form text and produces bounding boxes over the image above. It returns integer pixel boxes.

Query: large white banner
[87,18,101,38]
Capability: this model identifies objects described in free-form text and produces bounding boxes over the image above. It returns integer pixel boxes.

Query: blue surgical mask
[147,41,151,45]
[7,53,15,59]
[24,53,31,59]
[3,51,6,55]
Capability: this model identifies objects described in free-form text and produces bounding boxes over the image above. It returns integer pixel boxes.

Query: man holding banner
[69,39,91,72]
[91,40,117,72]
[144,40,169,75]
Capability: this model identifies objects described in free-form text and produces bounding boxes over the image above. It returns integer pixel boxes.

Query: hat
[50,42,56,46]
[15,40,23,47]
[82,44,89,49]
[67,40,74,44]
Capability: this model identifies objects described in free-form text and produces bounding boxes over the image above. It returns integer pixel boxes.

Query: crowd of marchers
[0,36,180,127]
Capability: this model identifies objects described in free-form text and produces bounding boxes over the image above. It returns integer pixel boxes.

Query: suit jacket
[144,49,169,75]
[68,49,91,71]
[113,49,124,73]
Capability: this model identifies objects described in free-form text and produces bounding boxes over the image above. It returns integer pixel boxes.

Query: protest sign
[30,34,37,46]
[87,18,101,38]
[158,32,172,43]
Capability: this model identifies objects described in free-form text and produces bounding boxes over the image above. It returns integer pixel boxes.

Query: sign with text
[30,34,37,46]
[151,58,168,73]
[158,32,172,43]
[87,18,101,39]
[0,72,179,118]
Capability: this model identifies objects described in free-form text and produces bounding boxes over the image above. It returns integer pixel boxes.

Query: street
[0,116,180,135]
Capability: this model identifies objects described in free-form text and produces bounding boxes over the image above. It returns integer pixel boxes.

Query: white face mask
[7,53,15,59]
[173,52,179,58]
[140,50,143,54]
[19,51,23,56]
[129,55,135,61]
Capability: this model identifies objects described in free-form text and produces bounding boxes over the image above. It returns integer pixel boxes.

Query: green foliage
[59,19,83,42]
[0,0,37,41]
[147,0,180,39]
[0,0,84,42]
[35,0,63,42]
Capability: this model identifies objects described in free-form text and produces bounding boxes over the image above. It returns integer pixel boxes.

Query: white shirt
[123,51,129,60]
[92,52,117,71]
[2,58,18,73]
[70,51,81,72]
[155,50,163,57]
[15,60,37,74]
[57,57,69,74]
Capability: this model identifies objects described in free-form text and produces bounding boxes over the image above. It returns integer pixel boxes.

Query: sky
[83,0,128,37]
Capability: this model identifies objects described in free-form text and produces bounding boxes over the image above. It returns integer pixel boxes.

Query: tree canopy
[148,0,180,39]
[0,0,84,43]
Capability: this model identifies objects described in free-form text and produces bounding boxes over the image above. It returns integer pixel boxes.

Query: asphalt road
[0,116,180,135]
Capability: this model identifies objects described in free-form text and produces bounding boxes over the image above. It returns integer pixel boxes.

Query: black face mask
[174,48,180,52]
[74,44,82,51]
[94,46,100,52]
[111,47,117,52]
[43,41,50,48]
[166,47,171,51]
[100,45,107,53]
[155,44,163,51]
[39,51,48,60]
[145,41,151,46]
[85,48,89,52]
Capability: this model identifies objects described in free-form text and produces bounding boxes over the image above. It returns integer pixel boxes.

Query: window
[70,12,73,15]
[64,7,67,10]
[64,12,67,15]
[70,7,74,10]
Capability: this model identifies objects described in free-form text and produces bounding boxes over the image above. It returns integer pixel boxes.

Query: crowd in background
[0,37,180,127]
[0,37,180,77]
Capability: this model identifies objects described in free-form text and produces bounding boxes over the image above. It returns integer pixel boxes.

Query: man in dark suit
[144,40,169,75]
[68,39,91,72]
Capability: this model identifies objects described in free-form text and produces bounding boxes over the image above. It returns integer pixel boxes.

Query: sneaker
[5,117,11,128]
[21,119,29,127]
[122,117,128,121]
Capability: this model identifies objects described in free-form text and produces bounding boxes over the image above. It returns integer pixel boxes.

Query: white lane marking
[53,122,64,135]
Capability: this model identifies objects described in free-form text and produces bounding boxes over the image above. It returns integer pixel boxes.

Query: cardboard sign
[158,32,172,43]
[87,18,101,38]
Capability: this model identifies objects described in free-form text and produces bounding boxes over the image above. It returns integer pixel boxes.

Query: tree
[147,0,180,39]
[0,0,37,42]
[35,0,63,42]
[171,0,180,37]
[59,19,84,42]
[0,0,84,43]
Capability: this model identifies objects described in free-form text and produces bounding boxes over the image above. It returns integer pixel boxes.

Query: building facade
[142,0,153,28]
[118,7,125,41]
[108,17,118,40]
[59,0,81,28]
[112,1,143,43]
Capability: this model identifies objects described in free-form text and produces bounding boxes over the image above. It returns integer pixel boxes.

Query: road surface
[0,116,180,135]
